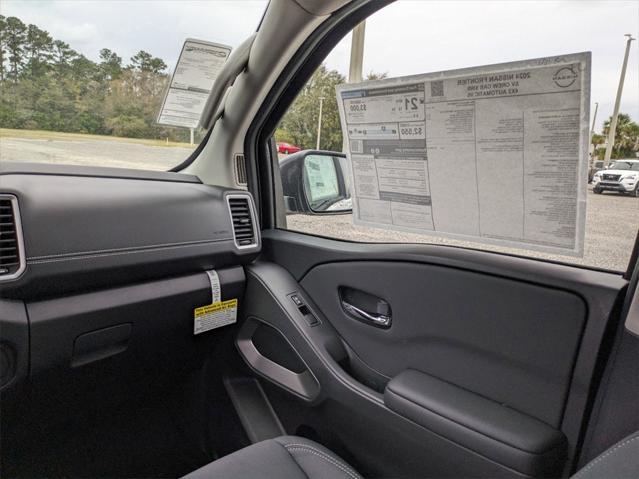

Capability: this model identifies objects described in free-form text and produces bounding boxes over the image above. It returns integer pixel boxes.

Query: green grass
[0,128,191,148]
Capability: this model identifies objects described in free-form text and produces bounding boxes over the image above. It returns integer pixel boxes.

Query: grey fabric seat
[183,431,639,479]
[182,435,362,479]
[572,431,639,479]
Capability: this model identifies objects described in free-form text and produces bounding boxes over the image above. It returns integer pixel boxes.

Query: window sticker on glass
[157,39,232,129]
[336,53,591,257]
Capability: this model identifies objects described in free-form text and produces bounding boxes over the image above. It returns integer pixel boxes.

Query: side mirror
[279,150,352,214]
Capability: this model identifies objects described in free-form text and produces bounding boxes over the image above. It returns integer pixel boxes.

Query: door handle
[341,300,392,328]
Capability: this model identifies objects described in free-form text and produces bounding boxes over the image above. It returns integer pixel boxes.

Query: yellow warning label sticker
[194,298,238,335]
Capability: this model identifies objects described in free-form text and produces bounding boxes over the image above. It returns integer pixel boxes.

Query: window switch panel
[289,293,319,326]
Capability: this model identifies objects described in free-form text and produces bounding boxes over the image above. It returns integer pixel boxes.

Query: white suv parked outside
[592,159,639,197]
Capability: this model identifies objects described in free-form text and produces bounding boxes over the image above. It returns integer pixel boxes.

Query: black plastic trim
[170,128,214,172]
[384,369,567,476]
[0,171,259,299]
[1,161,201,184]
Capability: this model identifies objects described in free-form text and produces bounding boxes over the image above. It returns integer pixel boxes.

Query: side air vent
[227,195,258,248]
[0,195,25,280]
[234,153,247,185]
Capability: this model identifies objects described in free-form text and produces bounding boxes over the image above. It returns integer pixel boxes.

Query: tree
[366,71,388,81]
[127,50,168,98]
[277,64,346,151]
[105,115,149,138]
[98,48,122,81]
[276,66,390,151]
[25,24,53,78]
[591,133,605,147]
[4,16,27,81]
[130,50,166,74]
[0,16,7,81]
[51,40,79,76]
[69,54,98,82]
[0,16,195,142]
[602,113,639,159]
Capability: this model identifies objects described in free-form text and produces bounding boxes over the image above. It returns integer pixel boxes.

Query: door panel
[239,229,627,478]
[301,261,586,426]
[239,260,565,477]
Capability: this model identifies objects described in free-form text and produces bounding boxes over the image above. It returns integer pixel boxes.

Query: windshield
[609,161,639,170]
[0,1,268,171]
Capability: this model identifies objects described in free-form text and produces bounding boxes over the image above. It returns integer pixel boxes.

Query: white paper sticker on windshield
[157,39,231,129]
[336,53,591,256]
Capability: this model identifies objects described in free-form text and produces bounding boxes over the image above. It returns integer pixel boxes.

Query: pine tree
[4,16,27,81]
[0,15,7,82]
[25,23,54,78]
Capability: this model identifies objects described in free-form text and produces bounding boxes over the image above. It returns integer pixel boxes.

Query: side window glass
[275,1,639,272]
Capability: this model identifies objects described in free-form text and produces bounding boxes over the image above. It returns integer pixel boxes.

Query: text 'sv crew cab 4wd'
[592,159,639,196]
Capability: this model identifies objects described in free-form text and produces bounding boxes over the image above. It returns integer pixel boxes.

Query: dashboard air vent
[0,195,24,280]
[227,195,257,248]
[234,154,247,185]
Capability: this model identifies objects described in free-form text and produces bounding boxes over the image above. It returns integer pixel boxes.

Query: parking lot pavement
[2,134,637,271]
[0,136,193,171]
[287,188,639,272]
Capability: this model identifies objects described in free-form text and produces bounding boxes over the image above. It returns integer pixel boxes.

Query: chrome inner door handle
[341,300,392,328]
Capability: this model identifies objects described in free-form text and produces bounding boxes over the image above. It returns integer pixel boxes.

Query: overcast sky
[3,0,638,132]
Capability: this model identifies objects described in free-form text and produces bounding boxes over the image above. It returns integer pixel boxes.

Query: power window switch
[303,312,319,326]
[289,293,319,326]
[291,294,304,307]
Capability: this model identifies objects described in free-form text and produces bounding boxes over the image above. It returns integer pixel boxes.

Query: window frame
[244,0,391,231]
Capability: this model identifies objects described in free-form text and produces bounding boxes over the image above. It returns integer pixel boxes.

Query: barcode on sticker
[351,139,363,153]
[430,80,444,97]
[194,299,238,335]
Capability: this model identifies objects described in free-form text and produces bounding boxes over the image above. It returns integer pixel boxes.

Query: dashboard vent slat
[0,196,25,279]
[234,154,247,185]
[227,195,258,248]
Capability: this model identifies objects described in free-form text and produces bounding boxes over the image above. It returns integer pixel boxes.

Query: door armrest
[385,369,566,477]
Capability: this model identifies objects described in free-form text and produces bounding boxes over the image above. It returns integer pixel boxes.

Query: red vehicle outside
[277,142,301,154]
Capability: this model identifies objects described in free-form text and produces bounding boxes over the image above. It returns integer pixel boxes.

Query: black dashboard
[0,162,260,401]
[0,162,260,299]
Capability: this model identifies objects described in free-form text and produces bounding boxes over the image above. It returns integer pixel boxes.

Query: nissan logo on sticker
[553,67,578,88]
